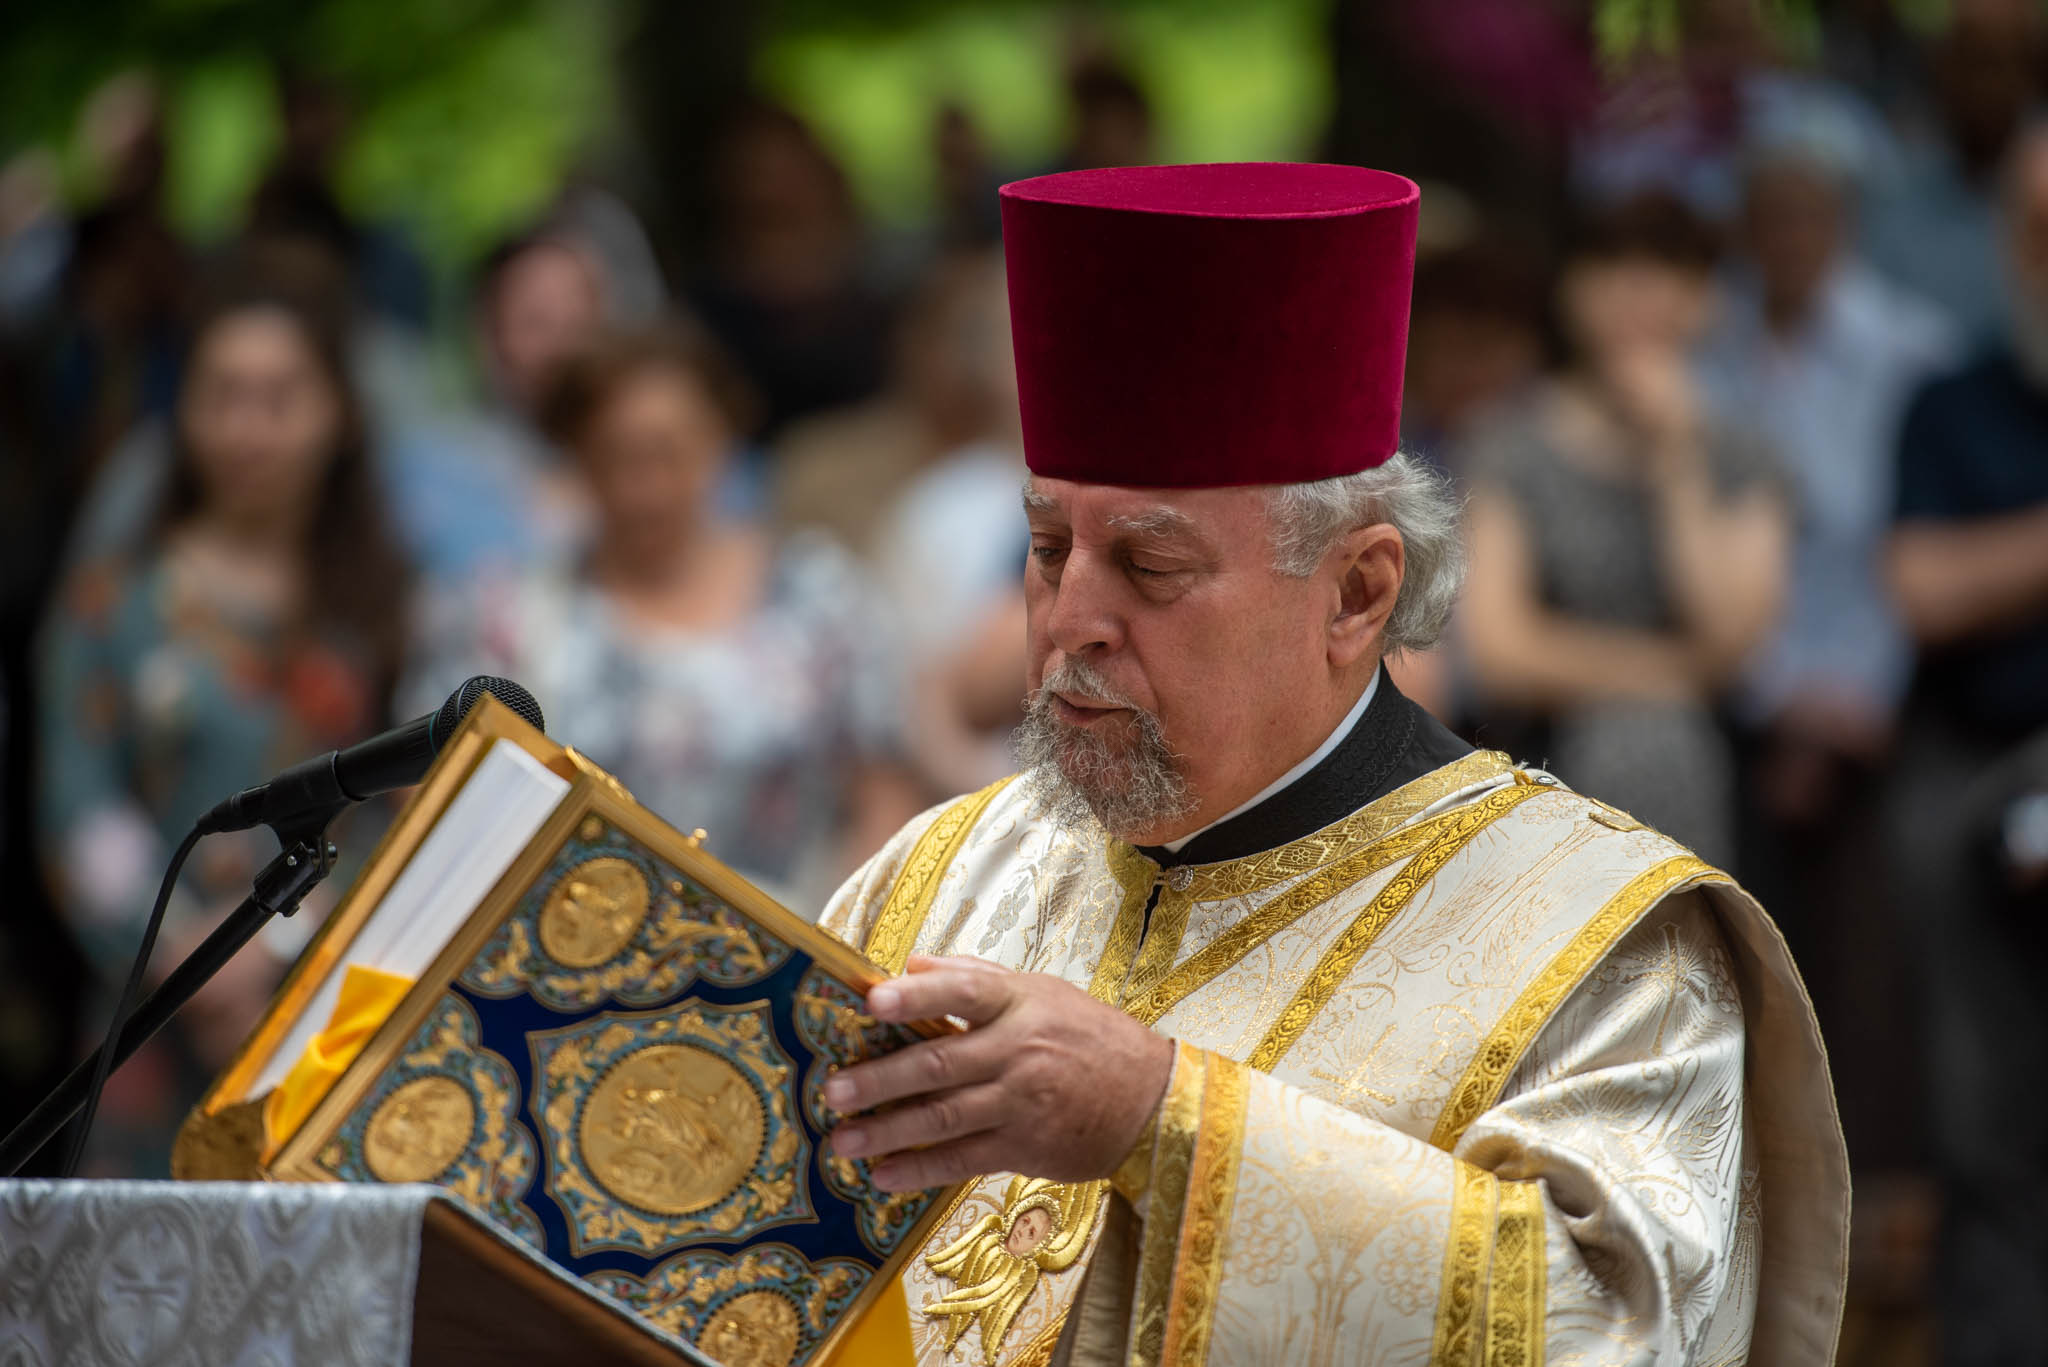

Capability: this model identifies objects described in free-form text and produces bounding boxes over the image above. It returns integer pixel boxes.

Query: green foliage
[2,0,612,269]
[755,0,1332,224]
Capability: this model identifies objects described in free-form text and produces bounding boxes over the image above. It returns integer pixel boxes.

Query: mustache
[1032,656,1143,713]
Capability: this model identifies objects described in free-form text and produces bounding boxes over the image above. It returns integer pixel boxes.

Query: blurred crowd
[3,4,2048,1363]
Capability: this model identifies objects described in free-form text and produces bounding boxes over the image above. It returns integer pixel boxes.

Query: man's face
[1743,164,1843,310]
[1020,477,1348,844]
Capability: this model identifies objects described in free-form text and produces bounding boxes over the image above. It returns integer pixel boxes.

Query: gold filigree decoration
[534,1003,807,1253]
[581,1044,766,1216]
[1174,749,1517,901]
[696,1290,802,1367]
[363,1074,476,1183]
[1487,1180,1547,1367]
[1432,1159,1499,1367]
[922,1177,1103,1364]
[1429,853,1721,1152]
[1249,782,1554,1071]
[1158,1050,1248,1367]
[866,776,1015,973]
[539,856,652,968]
[1124,800,1472,1026]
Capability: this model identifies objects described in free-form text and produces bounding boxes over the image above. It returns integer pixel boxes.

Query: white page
[251,739,570,1097]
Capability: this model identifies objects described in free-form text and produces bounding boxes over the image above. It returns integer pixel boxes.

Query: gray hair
[1265,453,1466,653]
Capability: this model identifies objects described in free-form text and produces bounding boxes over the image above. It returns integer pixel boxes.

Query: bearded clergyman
[816,163,1848,1367]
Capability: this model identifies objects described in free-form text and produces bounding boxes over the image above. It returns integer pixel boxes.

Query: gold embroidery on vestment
[1090,843,1159,1004]
[867,776,1015,973]
[1126,802,1468,1027]
[1129,1042,1207,1367]
[1249,783,1554,1071]
[1487,1181,1546,1367]
[1157,1050,1247,1367]
[1173,750,1517,903]
[1428,853,1722,1152]
[1432,1159,1498,1367]
[922,1176,1102,1364]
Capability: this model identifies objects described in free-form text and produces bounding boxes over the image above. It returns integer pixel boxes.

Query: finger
[866,965,1015,1026]
[903,953,1008,976]
[829,1080,1011,1161]
[869,1132,1015,1193]
[825,1028,1004,1113]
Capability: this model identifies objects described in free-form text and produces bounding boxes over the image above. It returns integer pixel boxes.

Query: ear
[1327,523,1404,670]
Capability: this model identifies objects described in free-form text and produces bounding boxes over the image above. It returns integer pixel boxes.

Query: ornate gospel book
[174,696,955,1367]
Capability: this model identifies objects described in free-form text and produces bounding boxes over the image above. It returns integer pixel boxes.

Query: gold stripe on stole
[1428,854,1723,1152]
[1156,1053,1249,1367]
[865,776,1015,972]
[1487,1181,1546,1367]
[1432,1160,1499,1367]
[1129,1044,1210,1367]
[1248,782,1552,1070]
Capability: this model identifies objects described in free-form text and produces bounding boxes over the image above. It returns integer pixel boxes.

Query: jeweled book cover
[182,701,952,1367]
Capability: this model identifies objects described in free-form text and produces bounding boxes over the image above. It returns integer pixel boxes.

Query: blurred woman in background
[38,281,410,1173]
[1456,196,1790,863]
[405,325,923,907]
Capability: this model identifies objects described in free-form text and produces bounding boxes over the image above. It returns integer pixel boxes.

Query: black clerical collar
[1133,669,1472,868]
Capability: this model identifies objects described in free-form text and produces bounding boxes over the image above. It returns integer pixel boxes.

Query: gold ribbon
[263,964,415,1151]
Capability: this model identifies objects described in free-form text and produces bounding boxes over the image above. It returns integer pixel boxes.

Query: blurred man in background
[1886,119,2048,1367]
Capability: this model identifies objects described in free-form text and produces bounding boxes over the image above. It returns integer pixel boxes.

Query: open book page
[250,739,571,1097]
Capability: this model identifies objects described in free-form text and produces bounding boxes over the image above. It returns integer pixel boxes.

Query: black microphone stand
[0,811,341,1177]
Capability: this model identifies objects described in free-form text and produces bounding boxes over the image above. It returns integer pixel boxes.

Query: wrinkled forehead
[1021,475,1268,543]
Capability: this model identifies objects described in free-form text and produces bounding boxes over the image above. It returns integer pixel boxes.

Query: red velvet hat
[1000,162,1419,487]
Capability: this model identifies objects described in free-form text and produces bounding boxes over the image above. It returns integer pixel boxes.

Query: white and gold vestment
[821,749,1848,1367]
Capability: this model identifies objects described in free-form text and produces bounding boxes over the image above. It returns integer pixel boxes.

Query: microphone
[196,675,545,836]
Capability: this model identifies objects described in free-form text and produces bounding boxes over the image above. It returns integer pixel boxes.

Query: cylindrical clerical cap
[1000,161,1420,487]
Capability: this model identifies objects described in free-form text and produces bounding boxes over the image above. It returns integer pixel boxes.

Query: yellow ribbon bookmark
[264,964,415,1150]
[821,1277,914,1366]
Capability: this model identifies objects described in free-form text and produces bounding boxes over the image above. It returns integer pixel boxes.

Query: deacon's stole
[818,754,1746,1367]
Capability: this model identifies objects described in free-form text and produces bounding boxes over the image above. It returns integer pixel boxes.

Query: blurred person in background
[867,253,1028,794]
[1457,195,1789,865]
[774,249,1017,559]
[1059,57,1155,171]
[691,101,895,439]
[37,283,410,1175]
[931,102,1004,250]
[1696,120,1957,1355]
[1401,236,1549,459]
[247,67,432,337]
[1863,0,2043,347]
[1394,236,1549,726]
[61,220,546,598]
[1884,120,2048,1367]
[405,326,922,908]
[462,225,614,559]
[779,250,1028,795]
[45,75,192,490]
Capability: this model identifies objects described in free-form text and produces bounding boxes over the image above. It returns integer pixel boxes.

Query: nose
[1040,548,1126,659]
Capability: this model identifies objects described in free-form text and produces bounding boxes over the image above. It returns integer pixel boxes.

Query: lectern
[0,1179,715,1366]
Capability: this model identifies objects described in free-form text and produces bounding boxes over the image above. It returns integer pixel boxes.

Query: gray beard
[1013,656,1195,840]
